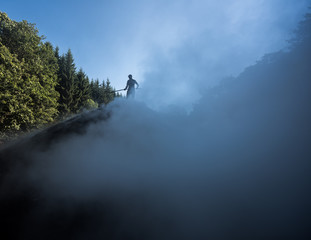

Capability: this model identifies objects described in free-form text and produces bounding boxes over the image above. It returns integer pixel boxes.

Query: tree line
[0,12,119,139]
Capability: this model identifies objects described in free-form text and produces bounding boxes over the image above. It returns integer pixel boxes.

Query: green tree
[0,12,59,132]
[103,78,115,104]
[75,68,91,111]
[0,43,31,132]
[56,49,77,114]
[89,78,116,105]
[84,98,98,110]
[90,79,101,103]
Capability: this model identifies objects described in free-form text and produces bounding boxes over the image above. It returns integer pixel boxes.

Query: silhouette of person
[124,74,139,98]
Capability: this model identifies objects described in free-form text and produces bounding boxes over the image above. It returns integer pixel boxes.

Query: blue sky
[1,0,310,107]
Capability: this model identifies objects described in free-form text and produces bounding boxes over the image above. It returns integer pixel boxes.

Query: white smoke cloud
[134,0,310,111]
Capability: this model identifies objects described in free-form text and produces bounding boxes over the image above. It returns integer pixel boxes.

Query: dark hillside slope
[0,108,112,240]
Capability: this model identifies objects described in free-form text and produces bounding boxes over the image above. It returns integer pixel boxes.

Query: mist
[106,0,309,92]
[133,0,310,111]
[1,5,311,240]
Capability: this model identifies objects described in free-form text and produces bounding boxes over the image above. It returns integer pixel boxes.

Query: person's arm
[135,80,139,89]
[124,81,129,90]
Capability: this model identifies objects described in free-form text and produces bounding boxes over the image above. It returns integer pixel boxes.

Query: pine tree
[90,79,100,103]
[89,78,117,106]
[75,68,91,111]
[57,49,77,115]
[103,78,115,104]
[98,79,106,104]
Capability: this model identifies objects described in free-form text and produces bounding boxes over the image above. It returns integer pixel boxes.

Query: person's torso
[127,79,136,89]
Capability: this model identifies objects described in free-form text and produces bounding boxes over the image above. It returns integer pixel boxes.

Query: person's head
[128,74,132,79]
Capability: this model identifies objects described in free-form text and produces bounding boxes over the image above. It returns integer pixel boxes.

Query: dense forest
[0,12,119,142]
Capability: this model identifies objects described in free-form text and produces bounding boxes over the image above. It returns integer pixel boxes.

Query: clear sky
[1,0,310,108]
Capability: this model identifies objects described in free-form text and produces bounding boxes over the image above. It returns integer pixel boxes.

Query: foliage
[90,78,116,105]
[0,11,118,141]
[84,98,98,110]
[75,68,91,111]
[0,12,59,132]
[56,49,77,114]
[0,42,30,132]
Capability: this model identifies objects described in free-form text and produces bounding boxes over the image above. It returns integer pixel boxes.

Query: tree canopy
[0,12,117,139]
[0,12,59,133]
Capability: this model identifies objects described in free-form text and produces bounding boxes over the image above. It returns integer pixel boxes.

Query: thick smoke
[1,8,311,240]
[135,0,310,111]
